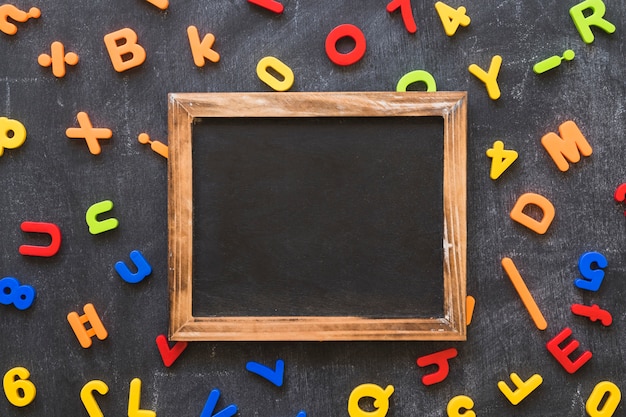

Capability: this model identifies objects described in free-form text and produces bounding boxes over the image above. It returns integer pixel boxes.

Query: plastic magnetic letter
[248,0,284,14]
[3,367,36,407]
[38,41,79,78]
[546,327,592,374]
[541,120,592,172]
[19,221,62,257]
[468,55,502,100]
[434,2,471,36]
[145,0,169,10]
[416,348,458,386]
[447,395,475,417]
[0,116,27,156]
[156,334,188,367]
[67,303,108,348]
[0,4,40,35]
[115,250,152,284]
[570,0,615,44]
[533,50,575,74]
[466,295,475,325]
[575,251,607,291]
[497,373,543,405]
[614,183,626,215]
[501,257,548,330]
[66,112,112,155]
[200,389,238,417]
[86,200,119,235]
[386,0,417,33]
[586,381,621,417]
[396,70,436,92]
[486,140,518,180]
[187,26,220,67]
[348,383,394,417]
[128,378,155,417]
[103,28,146,72]
[138,133,168,159]
[571,303,612,326]
[81,380,109,417]
[0,277,36,310]
[256,56,294,92]
[510,193,555,235]
[246,359,285,387]
[325,24,366,66]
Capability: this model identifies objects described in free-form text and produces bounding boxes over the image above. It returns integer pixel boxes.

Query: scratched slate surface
[0,0,625,416]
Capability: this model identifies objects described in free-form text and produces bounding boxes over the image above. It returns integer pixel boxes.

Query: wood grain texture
[168,91,467,341]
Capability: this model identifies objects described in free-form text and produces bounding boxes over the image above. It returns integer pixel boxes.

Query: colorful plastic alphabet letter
[586,381,621,417]
[187,26,220,67]
[396,70,437,92]
[66,112,112,155]
[0,116,27,156]
[348,384,394,417]
[115,250,152,284]
[200,389,238,417]
[246,359,285,387]
[570,0,615,44]
[325,24,367,66]
[466,295,475,325]
[67,303,108,348]
[156,334,188,367]
[128,378,156,417]
[19,221,62,257]
[571,303,612,326]
[256,56,294,92]
[541,120,592,172]
[0,4,40,35]
[575,251,607,291]
[533,50,575,74]
[0,277,36,310]
[86,200,119,235]
[103,28,147,72]
[3,367,36,407]
[248,0,284,14]
[145,0,169,10]
[447,395,475,417]
[486,140,518,180]
[546,327,592,374]
[435,2,470,36]
[416,348,458,385]
[510,192,555,235]
[138,133,168,159]
[613,183,626,215]
[386,0,417,33]
[38,41,79,78]
[81,380,109,417]
[468,55,502,100]
[501,257,547,330]
[497,373,543,405]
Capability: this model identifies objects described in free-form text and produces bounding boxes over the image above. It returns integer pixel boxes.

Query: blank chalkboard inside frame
[168,91,467,341]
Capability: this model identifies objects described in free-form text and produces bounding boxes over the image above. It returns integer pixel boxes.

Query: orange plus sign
[66,112,112,155]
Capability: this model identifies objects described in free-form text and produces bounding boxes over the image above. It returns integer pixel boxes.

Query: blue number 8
[0,277,36,310]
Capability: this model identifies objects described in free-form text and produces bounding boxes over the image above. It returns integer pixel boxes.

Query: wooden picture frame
[168,91,467,341]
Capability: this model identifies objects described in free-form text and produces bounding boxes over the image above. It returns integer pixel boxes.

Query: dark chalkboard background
[0,0,624,416]
[191,116,444,318]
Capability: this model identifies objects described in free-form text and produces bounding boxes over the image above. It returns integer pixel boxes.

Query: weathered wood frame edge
[168,91,467,341]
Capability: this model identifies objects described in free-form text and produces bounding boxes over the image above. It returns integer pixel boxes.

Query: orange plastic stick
[466,295,476,325]
[501,257,547,330]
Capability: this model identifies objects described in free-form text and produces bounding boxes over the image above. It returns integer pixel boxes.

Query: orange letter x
[66,112,112,155]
